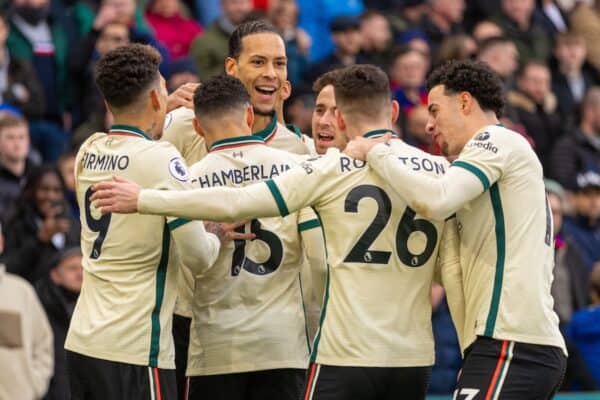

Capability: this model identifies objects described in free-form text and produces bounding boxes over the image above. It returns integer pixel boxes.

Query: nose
[262,62,276,79]
[425,117,435,135]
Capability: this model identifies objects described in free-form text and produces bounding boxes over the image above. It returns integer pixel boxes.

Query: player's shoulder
[164,106,195,130]
[469,124,531,153]
[388,139,450,176]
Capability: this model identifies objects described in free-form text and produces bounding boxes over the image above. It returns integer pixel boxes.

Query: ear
[391,100,400,124]
[192,118,206,138]
[225,57,237,76]
[281,80,292,101]
[49,268,60,285]
[150,88,161,111]
[335,108,347,131]
[246,103,255,129]
[459,91,472,115]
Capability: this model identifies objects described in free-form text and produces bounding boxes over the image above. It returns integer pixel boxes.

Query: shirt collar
[362,129,398,139]
[108,124,152,141]
[253,112,278,142]
[209,135,265,152]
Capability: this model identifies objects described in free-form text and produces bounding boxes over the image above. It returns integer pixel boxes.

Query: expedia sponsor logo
[467,140,498,153]
[475,131,490,141]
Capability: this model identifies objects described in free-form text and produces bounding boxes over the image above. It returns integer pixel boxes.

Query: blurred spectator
[536,0,569,39]
[1,165,80,283]
[296,0,364,63]
[403,104,440,155]
[73,0,153,37]
[306,15,369,83]
[0,11,44,120]
[191,0,253,80]
[396,29,431,68]
[547,179,590,324]
[0,225,54,400]
[270,0,310,86]
[476,36,519,90]
[417,0,465,55]
[35,247,82,400]
[550,86,600,191]
[167,57,199,93]
[283,83,314,135]
[434,33,477,67]
[569,0,600,73]
[145,0,203,60]
[471,19,503,43]
[552,31,599,126]
[507,61,563,171]
[194,0,220,26]
[493,0,551,63]
[389,47,428,115]
[566,262,600,387]
[57,150,78,220]
[70,22,129,129]
[72,107,113,150]
[561,168,600,270]
[359,10,394,70]
[0,114,32,222]
[7,0,70,127]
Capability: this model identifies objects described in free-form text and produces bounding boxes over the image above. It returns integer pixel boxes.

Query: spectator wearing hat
[561,168,600,271]
[305,15,371,83]
[550,86,600,191]
[566,263,600,387]
[145,0,203,60]
[35,247,82,400]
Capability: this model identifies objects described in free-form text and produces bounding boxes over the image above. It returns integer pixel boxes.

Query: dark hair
[515,60,549,79]
[193,75,250,118]
[95,44,162,109]
[333,64,391,117]
[427,60,505,118]
[0,113,27,135]
[228,19,281,59]
[477,35,513,57]
[313,69,343,93]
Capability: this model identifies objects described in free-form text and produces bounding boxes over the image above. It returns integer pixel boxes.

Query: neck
[346,118,394,140]
[560,64,581,77]
[0,155,26,177]
[252,113,274,133]
[465,111,500,140]
[204,122,253,150]
[112,114,159,139]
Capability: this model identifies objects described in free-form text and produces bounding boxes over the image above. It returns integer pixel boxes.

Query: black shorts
[67,350,176,400]
[303,363,432,400]
[173,313,192,400]
[454,336,567,400]
[186,368,304,400]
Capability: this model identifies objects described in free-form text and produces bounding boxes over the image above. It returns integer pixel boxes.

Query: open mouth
[255,86,277,98]
[317,132,334,142]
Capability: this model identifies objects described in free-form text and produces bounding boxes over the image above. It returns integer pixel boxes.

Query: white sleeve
[367,143,484,220]
[168,219,221,274]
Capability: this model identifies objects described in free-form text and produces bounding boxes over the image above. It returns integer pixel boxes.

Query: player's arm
[433,217,466,352]
[298,207,327,307]
[366,140,504,220]
[168,218,221,274]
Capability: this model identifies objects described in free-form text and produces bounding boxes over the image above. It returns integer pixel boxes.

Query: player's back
[452,125,565,352]
[272,133,452,367]
[186,135,310,375]
[66,127,189,368]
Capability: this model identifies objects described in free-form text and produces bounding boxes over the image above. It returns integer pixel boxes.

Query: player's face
[230,33,287,116]
[312,85,347,154]
[426,85,465,156]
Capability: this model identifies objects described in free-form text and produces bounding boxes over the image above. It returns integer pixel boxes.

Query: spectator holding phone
[0,165,79,283]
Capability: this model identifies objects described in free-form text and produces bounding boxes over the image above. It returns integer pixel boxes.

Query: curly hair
[95,44,162,109]
[333,64,391,117]
[228,19,281,59]
[427,60,505,118]
[193,75,250,117]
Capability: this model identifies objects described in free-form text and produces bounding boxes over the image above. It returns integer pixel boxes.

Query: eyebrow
[428,104,436,113]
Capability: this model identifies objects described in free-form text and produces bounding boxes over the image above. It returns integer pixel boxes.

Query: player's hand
[344,134,391,161]
[204,221,256,244]
[167,83,200,111]
[91,176,141,214]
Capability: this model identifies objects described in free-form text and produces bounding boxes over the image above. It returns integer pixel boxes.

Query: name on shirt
[192,163,292,187]
[340,155,446,175]
[80,152,130,171]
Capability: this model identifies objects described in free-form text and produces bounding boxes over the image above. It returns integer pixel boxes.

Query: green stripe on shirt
[298,219,321,232]
[265,179,290,216]
[167,218,191,231]
[452,160,490,191]
[149,223,170,367]
[484,183,506,337]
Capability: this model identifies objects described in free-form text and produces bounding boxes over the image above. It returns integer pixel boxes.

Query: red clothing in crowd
[145,11,203,60]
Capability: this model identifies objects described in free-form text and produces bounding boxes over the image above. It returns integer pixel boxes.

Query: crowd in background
[0,0,600,398]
